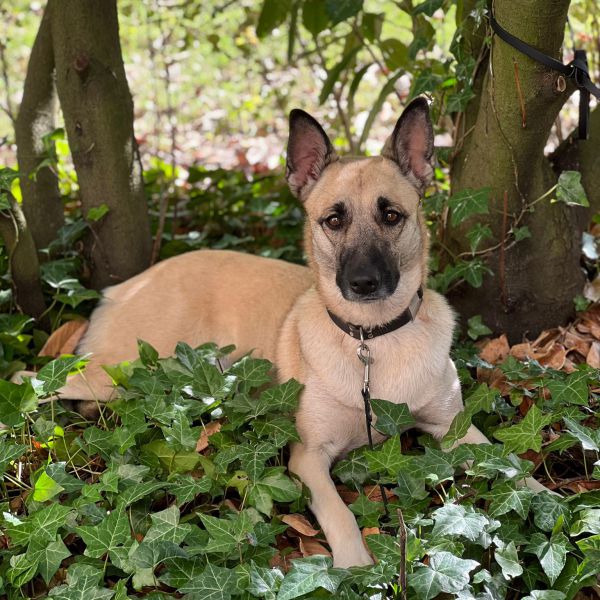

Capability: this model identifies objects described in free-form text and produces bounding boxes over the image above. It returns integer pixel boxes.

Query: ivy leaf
[332,448,370,486]
[237,441,278,480]
[118,481,171,507]
[28,536,72,584]
[364,435,412,476]
[522,592,566,600]
[432,503,489,541]
[170,475,212,505]
[448,187,490,226]
[493,405,553,454]
[555,171,589,207]
[159,556,205,589]
[526,532,569,585]
[229,355,272,392]
[370,399,415,436]
[531,492,572,532]
[34,355,89,396]
[512,225,531,241]
[144,505,191,544]
[253,415,301,447]
[466,222,493,254]
[178,562,239,599]
[0,380,38,427]
[277,555,349,600]
[467,315,492,340]
[547,372,589,407]
[77,508,130,559]
[409,551,479,600]
[0,443,27,475]
[570,509,600,535]
[201,510,254,554]
[256,379,302,414]
[496,541,523,580]
[562,416,600,452]
[48,564,111,600]
[487,482,534,519]
[4,504,74,547]
[247,562,284,597]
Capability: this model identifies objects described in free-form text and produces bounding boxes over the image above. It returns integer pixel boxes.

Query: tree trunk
[447,0,584,342]
[0,193,47,322]
[550,106,600,216]
[15,2,64,251]
[50,0,152,290]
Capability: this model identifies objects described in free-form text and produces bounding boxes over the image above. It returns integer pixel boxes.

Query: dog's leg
[288,442,373,567]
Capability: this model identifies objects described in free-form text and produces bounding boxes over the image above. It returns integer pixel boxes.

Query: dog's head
[285,98,433,326]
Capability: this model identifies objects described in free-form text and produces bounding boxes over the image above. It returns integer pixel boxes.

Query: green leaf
[237,441,278,480]
[258,468,301,503]
[413,0,443,16]
[34,355,89,395]
[547,371,589,407]
[570,508,600,535]
[371,399,415,436]
[302,0,330,36]
[562,416,599,452]
[0,380,38,427]
[256,378,302,414]
[256,0,292,38]
[170,475,212,505]
[144,505,191,544]
[493,405,553,455]
[77,508,130,558]
[361,12,383,42]
[364,434,412,476]
[526,532,569,585]
[229,355,272,392]
[319,47,360,104]
[513,225,532,241]
[380,39,409,70]
[555,171,589,207]
[142,439,201,473]
[253,415,300,447]
[201,511,254,554]
[467,314,492,340]
[247,562,284,597]
[332,448,370,486]
[409,551,479,600]
[523,592,566,600]
[448,187,490,226]
[496,541,523,580]
[488,482,534,519]
[28,536,71,584]
[411,68,444,96]
[32,470,64,502]
[0,443,27,475]
[466,222,493,254]
[277,555,349,600]
[432,503,489,541]
[325,0,363,26]
[532,492,572,532]
[86,204,109,222]
[179,563,238,599]
[4,503,74,547]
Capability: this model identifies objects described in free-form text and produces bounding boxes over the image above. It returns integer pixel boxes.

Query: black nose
[349,274,380,295]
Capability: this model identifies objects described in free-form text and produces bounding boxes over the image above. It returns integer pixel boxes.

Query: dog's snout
[349,272,380,295]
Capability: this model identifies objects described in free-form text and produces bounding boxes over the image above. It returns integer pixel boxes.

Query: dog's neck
[326,287,423,340]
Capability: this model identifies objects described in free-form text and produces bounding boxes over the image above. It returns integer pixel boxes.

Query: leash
[487,0,600,140]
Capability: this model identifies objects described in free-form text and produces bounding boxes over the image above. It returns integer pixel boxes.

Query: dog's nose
[349,274,379,295]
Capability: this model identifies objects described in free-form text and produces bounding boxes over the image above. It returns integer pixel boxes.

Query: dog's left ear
[382,97,434,194]
[286,109,338,200]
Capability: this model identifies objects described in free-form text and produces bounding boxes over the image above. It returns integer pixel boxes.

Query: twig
[0,41,16,124]
[499,190,508,307]
[512,58,526,129]
[396,509,407,600]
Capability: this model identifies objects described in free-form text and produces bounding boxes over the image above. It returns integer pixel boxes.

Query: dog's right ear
[286,109,338,200]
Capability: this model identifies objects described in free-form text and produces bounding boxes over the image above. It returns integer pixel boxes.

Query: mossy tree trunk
[447,0,585,341]
[15,2,64,251]
[50,0,152,290]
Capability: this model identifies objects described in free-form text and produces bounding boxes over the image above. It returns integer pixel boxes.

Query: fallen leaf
[196,421,222,452]
[281,514,320,537]
[587,341,600,368]
[299,535,331,557]
[361,527,380,539]
[337,485,359,504]
[39,320,89,357]
[364,484,396,503]
[480,335,510,364]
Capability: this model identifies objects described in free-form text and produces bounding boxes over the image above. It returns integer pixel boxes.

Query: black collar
[327,287,423,340]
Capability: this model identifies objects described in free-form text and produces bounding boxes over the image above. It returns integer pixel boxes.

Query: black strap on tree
[487,0,600,140]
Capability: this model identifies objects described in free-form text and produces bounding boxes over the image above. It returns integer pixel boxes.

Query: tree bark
[447,0,584,342]
[550,106,600,216]
[50,0,152,289]
[0,193,47,321]
[15,2,64,251]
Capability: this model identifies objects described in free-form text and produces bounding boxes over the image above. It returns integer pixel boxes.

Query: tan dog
[27,98,546,567]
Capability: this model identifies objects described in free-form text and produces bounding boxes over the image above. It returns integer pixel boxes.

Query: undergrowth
[0,337,599,599]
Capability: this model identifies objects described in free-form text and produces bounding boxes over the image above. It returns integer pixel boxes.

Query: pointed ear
[286,109,338,200]
[381,97,434,194]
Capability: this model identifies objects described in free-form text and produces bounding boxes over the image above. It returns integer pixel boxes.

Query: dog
[22,98,548,567]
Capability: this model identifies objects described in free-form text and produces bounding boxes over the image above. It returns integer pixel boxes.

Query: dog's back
[60,249,313,400]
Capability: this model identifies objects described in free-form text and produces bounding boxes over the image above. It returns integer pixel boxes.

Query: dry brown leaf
[270,550,303,572]
[536,343,567,370]
[361,527,380,539]
[587,341,600,368]
[281,514,320,537]
[39,320,89,358]
[510,342,532,361]
[563,330,591,357]
[476,367,510,395]
[337,485,359,504]
[196,421,222,452]
[299,535,331,557]
[480,335,510,365]
[364,485,396,503]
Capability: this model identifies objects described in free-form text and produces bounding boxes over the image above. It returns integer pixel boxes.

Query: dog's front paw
[332,542,374,568]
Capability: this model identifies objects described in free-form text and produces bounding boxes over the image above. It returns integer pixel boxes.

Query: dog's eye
[383,210,402,225]
[325,214,343,230]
